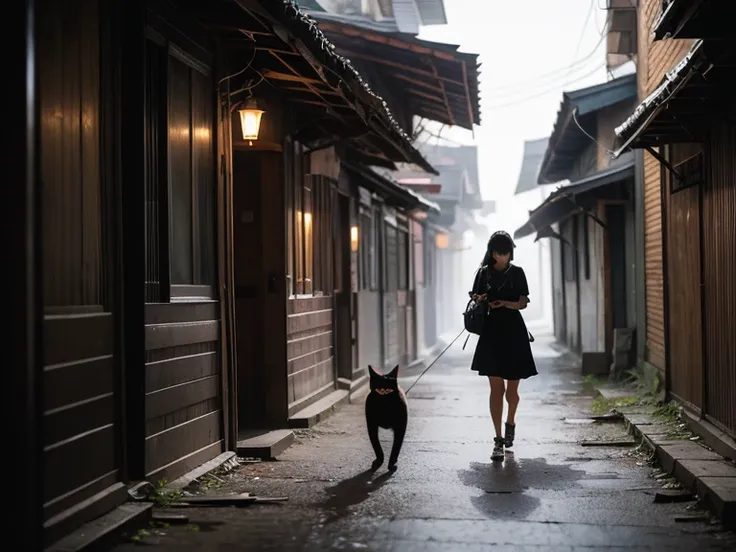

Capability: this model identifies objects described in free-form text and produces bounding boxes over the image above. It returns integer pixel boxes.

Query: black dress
[470,264,538,380]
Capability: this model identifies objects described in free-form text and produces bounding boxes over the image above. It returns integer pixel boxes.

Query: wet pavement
[114,334,736,551]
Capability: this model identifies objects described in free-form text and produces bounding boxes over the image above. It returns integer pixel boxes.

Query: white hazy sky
[417,0,610,201]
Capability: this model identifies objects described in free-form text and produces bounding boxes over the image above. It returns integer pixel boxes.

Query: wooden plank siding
[144,303,223,481]
[42,313,124,542]
[287,297,337,415]
[665,143,704,410]
[702,117,736,435]
[37,0,127,543]
[638,0,695,373]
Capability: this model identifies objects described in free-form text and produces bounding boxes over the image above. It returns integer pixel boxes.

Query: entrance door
[334,193,354,383]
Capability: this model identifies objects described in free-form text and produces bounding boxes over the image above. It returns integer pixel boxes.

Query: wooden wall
[561,217,581,352]
[550,225,567,344]
[702,118,736,435]
[38,0,126,543]
[287,297,336,415]
[638,0,695,373]
[665,143,704,410]
[144,303,223,481]
[578,214,606,355]
[383,220,401,368]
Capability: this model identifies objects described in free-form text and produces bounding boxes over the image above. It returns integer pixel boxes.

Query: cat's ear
[387,365,399,378]
[368,365,378,377]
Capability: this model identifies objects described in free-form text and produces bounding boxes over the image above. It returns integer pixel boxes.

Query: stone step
[288,389,349,428]
[47,502,152,552]
[237,429,295,460]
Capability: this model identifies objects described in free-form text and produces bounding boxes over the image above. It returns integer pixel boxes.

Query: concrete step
[237,429,295,460]
[288,389,349,428]
[46,502,152,552]
[621,408,736,529]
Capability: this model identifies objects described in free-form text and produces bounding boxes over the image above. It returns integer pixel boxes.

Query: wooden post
[119,0,147,480]
[8,0,44,546]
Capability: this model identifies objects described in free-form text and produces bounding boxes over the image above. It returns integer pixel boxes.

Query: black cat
[365,365,408,472]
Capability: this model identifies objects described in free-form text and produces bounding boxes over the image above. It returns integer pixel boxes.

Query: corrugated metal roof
[538,73,637,184]
[514,137,549,195]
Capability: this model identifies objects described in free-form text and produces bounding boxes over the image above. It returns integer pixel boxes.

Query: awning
[343,163,441,215]
[538,74,637,184]
[189,0,437,174]
[514,161,635,240]
[613,39,735,158]
[653,0,733,41]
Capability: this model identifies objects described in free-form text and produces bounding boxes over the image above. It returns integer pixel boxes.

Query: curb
[616,405,736,529]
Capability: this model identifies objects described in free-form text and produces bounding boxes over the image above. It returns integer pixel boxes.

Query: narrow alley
[112,335,736,551]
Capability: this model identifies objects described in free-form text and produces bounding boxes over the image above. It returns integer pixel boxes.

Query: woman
[470,230,537,461]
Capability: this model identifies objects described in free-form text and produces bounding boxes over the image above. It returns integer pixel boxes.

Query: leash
[405,329,466,395]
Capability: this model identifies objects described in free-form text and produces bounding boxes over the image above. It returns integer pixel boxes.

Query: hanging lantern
[238,98,265,143]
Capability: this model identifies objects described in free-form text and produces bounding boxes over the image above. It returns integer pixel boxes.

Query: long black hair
[482,231,515,266]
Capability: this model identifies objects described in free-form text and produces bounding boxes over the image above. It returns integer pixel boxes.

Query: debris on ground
[590,411,625,422]
[152,511,190,524]
[654,489,695,503]
[580,439,636,447]
[674,513,711,523]
[170,493,289,507]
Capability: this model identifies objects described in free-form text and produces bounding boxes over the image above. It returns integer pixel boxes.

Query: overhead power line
[481,21,609,96]
[484,61,607,110]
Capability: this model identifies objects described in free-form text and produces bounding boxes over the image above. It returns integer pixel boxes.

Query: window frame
[144,29,218,304]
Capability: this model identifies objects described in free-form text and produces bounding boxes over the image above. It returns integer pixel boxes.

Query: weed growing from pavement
[591,395,640,415]
[149,479,183,508]
[653,401,681,423]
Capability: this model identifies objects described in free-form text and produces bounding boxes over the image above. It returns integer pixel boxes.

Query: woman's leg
[505,379,520,425]
[488,376,505,439]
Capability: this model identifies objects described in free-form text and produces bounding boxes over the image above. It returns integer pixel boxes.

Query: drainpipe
[634,148,646,367]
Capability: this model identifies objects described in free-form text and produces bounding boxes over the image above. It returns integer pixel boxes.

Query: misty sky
[417,0,610,202]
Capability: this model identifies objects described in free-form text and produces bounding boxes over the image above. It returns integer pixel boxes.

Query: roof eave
[653,0,708,41]
[612,40,705,158]
[236,0,437,173]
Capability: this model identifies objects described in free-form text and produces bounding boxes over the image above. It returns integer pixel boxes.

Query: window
[412,221,424,287]
[144,38,216,303]
[562,217,577,283]
[424,227,434,286]
[581,214,591,281]
[284,143,335,297]
[398,226,409,291]
[358,207,376,291]
[385,223,398,293]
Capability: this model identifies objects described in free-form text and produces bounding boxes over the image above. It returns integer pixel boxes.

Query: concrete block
[657,441,722,474]
[696,476,736,528]
[581,352,608,376]
[288,389,349,428]
[237,429,295,460]
[674,459,736,492]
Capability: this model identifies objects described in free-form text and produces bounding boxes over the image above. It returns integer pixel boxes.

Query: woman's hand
[472,293,487,302]
[490,300,505,309]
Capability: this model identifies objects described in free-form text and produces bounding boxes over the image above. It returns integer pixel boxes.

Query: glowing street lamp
[238,99,265,144]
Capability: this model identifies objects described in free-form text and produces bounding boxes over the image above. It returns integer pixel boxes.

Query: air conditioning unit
[607,4,637,58]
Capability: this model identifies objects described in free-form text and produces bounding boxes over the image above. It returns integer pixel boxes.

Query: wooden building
[514,74,639,375]
[295,10,482,366]
[613,0,736,438]
[11,0,455,546]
